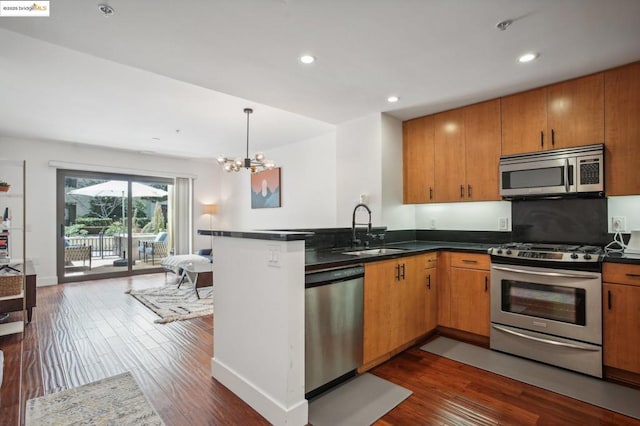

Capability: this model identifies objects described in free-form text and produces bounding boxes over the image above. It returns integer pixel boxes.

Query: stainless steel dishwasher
[305,265,364,398]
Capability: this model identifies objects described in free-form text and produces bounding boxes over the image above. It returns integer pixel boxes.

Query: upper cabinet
[605,62,640,196]
[434,108,466,202]
[403,116,435,203]
[433,99,501,202]
[463,100,501,201]
[501,73,604,155]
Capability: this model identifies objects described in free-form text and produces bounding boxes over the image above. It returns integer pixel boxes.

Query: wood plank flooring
[1,273,639,425]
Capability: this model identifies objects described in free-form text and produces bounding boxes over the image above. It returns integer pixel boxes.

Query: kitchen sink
[342,248,407,256]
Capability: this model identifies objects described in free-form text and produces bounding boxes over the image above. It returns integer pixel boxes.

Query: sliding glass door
[58,170,174,282]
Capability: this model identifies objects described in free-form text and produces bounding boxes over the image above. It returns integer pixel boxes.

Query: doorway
[57,170,174,282]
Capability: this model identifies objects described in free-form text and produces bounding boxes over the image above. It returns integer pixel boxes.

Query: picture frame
[251,167,281,209]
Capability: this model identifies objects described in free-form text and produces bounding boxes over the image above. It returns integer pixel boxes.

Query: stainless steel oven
[489,244,603,377]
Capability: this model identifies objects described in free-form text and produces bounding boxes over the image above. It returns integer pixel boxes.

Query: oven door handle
[492,325,600,351]
[491,265,599,280]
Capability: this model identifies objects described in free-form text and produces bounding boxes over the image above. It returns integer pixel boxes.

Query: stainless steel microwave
[500,144,604,199]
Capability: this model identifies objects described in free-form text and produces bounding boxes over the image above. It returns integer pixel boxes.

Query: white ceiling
[1,0,639,159]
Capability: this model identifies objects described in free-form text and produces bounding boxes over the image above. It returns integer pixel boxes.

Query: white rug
[421,337,640,420]
[308,373,412,426]
[26,372,165,425]
[126,283,213,324]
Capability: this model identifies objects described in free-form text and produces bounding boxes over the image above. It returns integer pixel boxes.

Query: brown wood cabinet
[438,252,490,337]
[403,116,435,203]
[605,61,640,196]
[434,109,466,202]
[463,99,501,201]
[363,254,436,365]
[433,100,501,202]
[501,73,604,155]
[603,263,640,376]
[423,253,438,332]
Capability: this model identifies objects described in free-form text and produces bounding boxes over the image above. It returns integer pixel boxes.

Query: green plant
[65,224,88,236]
[104,221,125,236]
[0,180,9,186]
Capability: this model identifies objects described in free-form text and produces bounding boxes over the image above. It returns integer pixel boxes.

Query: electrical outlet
[499,217,509,231]
[612,216,626,232]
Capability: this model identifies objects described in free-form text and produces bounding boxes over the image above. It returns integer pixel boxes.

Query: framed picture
[251,167,281,209]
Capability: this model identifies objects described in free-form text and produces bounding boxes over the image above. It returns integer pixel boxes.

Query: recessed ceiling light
[518,52,539,63]
[299,55,315,64]
[387,96,399,103]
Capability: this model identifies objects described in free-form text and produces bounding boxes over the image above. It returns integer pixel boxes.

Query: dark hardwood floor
[1,273,639,425]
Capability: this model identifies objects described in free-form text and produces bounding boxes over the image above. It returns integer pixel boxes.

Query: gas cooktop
[488,242,603,263]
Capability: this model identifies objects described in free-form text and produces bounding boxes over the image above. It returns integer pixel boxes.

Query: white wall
[607,196,640,233]
[381,113,416,230]
[215,131,337,230]
[0,136,218,286]
[415,201,512,231]
[336,114,383,227]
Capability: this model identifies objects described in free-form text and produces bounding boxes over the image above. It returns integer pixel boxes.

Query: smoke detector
[98,4,115,17]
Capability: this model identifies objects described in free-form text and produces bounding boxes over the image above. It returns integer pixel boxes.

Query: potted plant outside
[0,181,9,192]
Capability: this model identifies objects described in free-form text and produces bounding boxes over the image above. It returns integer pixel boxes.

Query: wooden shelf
[0,291,24,301]
[0,320,24,336]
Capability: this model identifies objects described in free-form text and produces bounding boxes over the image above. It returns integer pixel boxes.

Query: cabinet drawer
[450,252,490,270]
[423,252,437,268]
[603,263,640,287]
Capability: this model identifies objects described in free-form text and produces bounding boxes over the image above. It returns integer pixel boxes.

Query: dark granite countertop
[603,252,640,265]
[198,229,312,241]
[305,240,495,271]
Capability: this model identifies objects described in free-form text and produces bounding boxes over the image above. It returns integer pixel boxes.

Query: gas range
[488,242,603,263]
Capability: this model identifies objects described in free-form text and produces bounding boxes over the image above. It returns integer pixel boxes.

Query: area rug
[126,283,213,324]
[25,372,165,425]
[308,373,412,426]
[421,337,640,420]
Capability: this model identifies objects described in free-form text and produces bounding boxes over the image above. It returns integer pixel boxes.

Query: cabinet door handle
[460,185,464,198]
[426,274,431,289]
[401,263,406,280]
[429,187,433,200]
[485,276,488,292]
[608,290,612,310]
[462,259,478,264]
[540,131,544,148]
[625,273,640,279]
[467,184,472,198]
[395,264,400,281]
[551,128,555,146]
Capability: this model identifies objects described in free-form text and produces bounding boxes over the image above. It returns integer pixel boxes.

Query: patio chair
[64,239,92,270]
[138,232,168,265]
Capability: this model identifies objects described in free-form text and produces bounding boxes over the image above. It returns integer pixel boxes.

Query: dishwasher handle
[305,266,364,288]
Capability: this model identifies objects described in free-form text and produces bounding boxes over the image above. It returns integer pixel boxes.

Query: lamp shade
[203,204,218,215]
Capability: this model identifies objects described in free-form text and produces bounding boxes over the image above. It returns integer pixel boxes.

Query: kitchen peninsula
[205,230,310,426]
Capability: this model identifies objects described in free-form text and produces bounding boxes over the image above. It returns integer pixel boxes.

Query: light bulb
[224,163,233,172]
[234,158,243,167]
[264,160,275,169]
[216,155,227,164]
[254,152,265,162]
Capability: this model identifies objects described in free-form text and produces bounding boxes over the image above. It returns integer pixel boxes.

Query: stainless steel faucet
[351,203,372,248]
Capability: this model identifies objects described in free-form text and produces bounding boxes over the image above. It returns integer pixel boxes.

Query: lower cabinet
[438,252,490,337]
[363,253,437,365]
[603,263,640,378]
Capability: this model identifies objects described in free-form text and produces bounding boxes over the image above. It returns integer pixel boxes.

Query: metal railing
[66,234,117,259]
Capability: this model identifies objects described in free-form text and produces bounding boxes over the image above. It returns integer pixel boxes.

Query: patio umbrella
[67,181,168,198]
[67,180,168,225]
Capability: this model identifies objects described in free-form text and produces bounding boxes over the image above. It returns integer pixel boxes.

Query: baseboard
[436,326,489,348]
[604,366,640,390]
[211,357,308,426]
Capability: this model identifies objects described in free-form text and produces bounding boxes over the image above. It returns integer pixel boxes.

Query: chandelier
[216,108,275,173]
